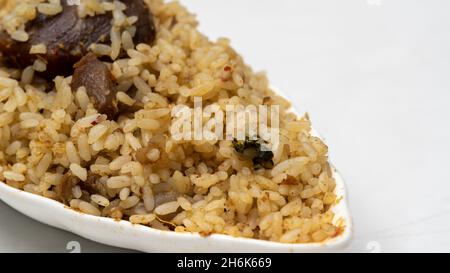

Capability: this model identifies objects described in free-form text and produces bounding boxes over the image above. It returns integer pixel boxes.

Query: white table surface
[1,0,449,253]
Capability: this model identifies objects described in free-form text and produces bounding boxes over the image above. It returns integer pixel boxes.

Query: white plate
[0,88,352,253]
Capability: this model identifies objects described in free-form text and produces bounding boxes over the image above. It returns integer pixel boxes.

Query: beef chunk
[71,53,118,119]
[56,173,78,204]
[78,172,107,196]
[0,0,156,79]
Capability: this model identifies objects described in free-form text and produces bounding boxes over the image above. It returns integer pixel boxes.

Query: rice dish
[0,0,342,244]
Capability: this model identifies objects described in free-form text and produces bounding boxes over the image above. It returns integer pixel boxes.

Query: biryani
[0,0,340,244]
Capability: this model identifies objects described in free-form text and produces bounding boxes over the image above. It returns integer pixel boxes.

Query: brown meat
[56,173,78,205]
[71,53,118,119]
[78,172,107,196]
[0,0,156,79]
[122,0,156,44]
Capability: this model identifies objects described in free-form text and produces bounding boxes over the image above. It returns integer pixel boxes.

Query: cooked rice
[32,59,47,72]
[0,0,63,40]
[0,0,342,244]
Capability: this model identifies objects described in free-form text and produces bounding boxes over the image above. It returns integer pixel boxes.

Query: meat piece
[56,173,78,204]
[78,172,107,196]
[122,0,156,44]
[0,0,156,79]
[71,53,118,119]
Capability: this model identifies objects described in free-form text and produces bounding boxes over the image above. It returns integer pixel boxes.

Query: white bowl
[0,88,352,253]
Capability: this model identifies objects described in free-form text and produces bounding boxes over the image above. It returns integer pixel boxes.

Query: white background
[1,0,449,253]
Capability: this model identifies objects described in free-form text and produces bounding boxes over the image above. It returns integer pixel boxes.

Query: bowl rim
[0,140,352,252]
[0,174,352,251]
